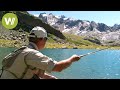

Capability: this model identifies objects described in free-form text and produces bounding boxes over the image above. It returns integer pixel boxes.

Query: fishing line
[80,47,110,57]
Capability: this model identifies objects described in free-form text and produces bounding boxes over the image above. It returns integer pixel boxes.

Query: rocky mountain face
[0,11,67,47]
[0,11,66,40]
[38,13,120,46]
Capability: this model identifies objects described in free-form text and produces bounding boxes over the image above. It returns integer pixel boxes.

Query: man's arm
[32,69,57,79]
[52,55,81,72]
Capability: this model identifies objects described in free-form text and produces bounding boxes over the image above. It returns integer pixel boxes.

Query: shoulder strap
[20,52,30,79]
[20,51,37,79]
[0,46,28,79]
[2,46,27,70]
[0,68,4,78]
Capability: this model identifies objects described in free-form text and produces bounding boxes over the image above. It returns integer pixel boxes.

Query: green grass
[0,39,23,48]
[63,33,97,46]
[45,33,120,49]
[47,34,56,43]
[0,38,120,49]
[0,39,15,47]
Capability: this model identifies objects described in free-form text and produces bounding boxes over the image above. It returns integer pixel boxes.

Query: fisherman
[0,26,81,79]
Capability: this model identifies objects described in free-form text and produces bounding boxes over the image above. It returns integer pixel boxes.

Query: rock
[73,46,78,49]
[61,46,67,49]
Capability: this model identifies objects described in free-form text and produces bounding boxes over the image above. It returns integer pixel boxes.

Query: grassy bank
[0,39,26,48]
[45,42,120,49]
[0,30,120,49]
[0,39,120,49]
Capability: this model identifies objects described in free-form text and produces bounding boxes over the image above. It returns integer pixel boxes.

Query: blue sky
[28,11,120,26]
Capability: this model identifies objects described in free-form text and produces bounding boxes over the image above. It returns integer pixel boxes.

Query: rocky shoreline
[0,26,29,47]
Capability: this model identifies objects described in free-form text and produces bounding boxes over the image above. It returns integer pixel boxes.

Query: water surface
[0,47,120,79]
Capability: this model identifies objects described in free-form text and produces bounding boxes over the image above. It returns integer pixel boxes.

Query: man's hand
[42,73,57,79]
[70,54,81,62]
[52,54,81,72]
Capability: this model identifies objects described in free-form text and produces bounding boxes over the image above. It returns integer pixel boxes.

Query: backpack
[0,46,27,78]
[2,46,27,69]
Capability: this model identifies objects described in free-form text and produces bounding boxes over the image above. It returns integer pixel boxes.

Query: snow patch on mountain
[38,12,120,46]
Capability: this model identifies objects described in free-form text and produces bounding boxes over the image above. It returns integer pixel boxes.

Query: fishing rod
[80,47,110,57]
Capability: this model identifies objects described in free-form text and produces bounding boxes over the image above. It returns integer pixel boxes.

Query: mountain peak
[60,15,66,18]
[40,12,47,17]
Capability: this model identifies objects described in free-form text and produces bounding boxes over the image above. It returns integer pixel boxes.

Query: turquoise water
[0,47,120,79]
[41,49,120,79]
